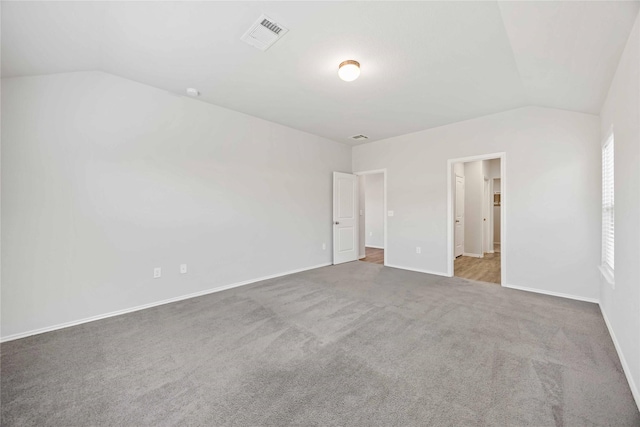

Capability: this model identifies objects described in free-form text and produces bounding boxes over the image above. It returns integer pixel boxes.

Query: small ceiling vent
[241,15,289,51]
[350,134,369,141]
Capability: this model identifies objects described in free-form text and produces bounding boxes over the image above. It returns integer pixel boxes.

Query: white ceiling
[2,1,638,145]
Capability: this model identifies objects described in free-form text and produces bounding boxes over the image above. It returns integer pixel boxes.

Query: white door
[333,172,358,264]
[455,175,465,257]
[483,178,490,253]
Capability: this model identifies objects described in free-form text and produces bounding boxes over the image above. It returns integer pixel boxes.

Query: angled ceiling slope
[2,1,638,145]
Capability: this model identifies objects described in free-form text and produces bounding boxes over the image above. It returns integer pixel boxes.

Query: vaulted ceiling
[2,1,638,144]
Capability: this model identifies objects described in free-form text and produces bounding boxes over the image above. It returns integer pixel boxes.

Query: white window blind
[602,135,614,275]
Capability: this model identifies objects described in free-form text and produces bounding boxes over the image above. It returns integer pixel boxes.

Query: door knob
[334,221,340,225]
[455,220,460,223]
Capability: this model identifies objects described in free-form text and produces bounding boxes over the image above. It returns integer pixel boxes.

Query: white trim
[359,255,366,259]
[598,264,615,289]
[454,174,465,258]
[0,262,331,343]
[385,263,449,277]
[354,169,388,267]
[365,245,385,249]
[463,252,483,258]
[502,283,599,304]
[447,152,506,286]
[600,305,640,412]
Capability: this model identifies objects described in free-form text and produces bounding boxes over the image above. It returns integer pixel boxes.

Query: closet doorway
[355,169,387,265]
[448,154,504,285]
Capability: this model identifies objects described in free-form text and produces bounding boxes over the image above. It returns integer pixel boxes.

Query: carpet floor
[2,262,638,426]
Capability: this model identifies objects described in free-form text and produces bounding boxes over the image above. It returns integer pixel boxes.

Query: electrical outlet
[388,210,394,217]
[180,264,187,274]
[369,231,373,236]
[153,267,161,278]
[322,243,326,250]
[416,247,421,254]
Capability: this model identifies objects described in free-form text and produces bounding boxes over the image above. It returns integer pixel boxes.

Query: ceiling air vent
[241,15,289,51]
[350,134,369,141]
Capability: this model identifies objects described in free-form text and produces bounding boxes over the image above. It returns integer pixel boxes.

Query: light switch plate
[388,210,394,217]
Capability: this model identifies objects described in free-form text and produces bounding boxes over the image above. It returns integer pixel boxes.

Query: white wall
[453,162,465,178]
[463,161,483,256]
[1,71,352,339]
[599,12,640,408]
[364,173,384,248]
[489,158,501,179]
[353,106,600,300]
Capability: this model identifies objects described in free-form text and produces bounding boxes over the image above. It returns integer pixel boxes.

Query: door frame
[353,169,388,266]
[454,174,465,258]
[447,153,505,285]
[483,176,491,254]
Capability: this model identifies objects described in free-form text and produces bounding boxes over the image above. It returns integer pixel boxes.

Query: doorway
[454,175,465,257]
[332,170,388,266]
[448,154,504,285]
[356,170,387,266]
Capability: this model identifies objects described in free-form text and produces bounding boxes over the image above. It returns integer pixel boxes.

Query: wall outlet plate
[180,264,187,274]
[153,267,161,278]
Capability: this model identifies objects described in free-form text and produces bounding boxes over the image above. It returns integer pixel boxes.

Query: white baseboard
[359,254,366,259]
[365,245,385,250]
[0,262,332,343]
[600,306,640,411]
[385,264,450,277]
[502,283,599,304]
[463,252,483,258]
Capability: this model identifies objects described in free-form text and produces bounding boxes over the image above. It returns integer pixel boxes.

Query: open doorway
[356,170,387,265]
[448,154,504,285]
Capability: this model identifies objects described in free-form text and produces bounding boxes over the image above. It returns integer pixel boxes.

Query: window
[601,133,614,283]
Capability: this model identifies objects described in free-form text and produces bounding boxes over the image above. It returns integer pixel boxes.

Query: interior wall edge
[601,305,640,411]
[384,264,449,278]
[502,283,599,305]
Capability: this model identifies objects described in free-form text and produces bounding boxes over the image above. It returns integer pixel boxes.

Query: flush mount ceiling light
[338,60,360,82]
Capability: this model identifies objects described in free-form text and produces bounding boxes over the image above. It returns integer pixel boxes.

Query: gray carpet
[2,262,639,426]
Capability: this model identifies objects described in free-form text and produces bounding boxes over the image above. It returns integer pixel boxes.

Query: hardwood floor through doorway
[454,250,501,284]
[361,247,384,265]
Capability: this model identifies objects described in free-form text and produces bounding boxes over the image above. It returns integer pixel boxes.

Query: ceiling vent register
[241,15,289,51]
[350,135,369,140]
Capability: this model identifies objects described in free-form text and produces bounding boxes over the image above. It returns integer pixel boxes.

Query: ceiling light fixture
[338,60,360,82]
